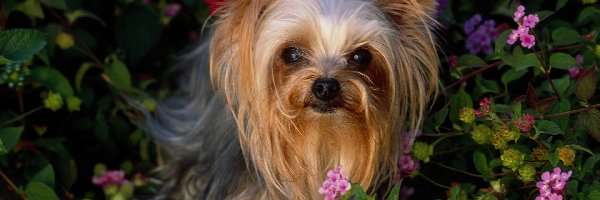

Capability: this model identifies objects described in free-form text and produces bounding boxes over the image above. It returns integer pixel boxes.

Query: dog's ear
[373,0,438,25]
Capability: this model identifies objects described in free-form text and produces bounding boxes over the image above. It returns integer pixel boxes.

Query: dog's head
[209,0,439,198]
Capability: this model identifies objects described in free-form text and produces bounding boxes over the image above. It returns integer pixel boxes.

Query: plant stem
[0,106,44,127]
[532,32,561,101]
[0,169,26,199]
[431,161,484,178]
[444,61,501,92]
[417,173,450,189]
[543,103,600,119]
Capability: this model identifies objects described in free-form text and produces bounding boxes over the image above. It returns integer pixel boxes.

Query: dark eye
[282,47,303,64]
[350,49,372,65]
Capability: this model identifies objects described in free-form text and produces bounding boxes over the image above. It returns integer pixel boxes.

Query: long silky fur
[135,0,440,199]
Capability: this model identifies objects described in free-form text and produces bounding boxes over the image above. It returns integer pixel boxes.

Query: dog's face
[209,0,439,198]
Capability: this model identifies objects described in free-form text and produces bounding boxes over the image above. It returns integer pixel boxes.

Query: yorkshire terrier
[137,0,440,199]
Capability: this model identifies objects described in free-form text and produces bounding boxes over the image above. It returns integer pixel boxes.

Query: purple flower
[520,33,536,49]
[575,54,584,65]
[164,3,182,17]
[569,67,581,78]
[400,186,415,200]
[319,165,351,200]
[464,15,498,55]
[92,170,127,188]
[523,14,540,28]
[464,14,482,34]
[514,5,526,22]
[437,0,448,17]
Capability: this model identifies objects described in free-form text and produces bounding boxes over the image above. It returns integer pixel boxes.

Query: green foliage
[0,0,599,199]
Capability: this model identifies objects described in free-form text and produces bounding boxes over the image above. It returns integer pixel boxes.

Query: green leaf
[550,53,578,69]
[39,0,67,10]
[456,55,486,68]
[14,0,45,19]
[0,29,47,62]
[431,107,448,131]
[95,117,109,143]
[449,90,473,124]
[537,120,563,135]
[115,6,163,65]
[566,144,594,155]
[590,190,600,200]
[549,100,571,130]
[29,67,75,96]
[548,150,561,167]
[501,68,528,89]
[555,0,568,11]
[575,67,596,101]
[578,109,600,143]
[516,53,541,71]
[576,7,600,25]
[552,28,581,46]
[31,165,55,188]
[473,151,491,178]
[386,184,400,200]
[25,181,59,200]
[535,10,555,21]
[104,56,132,91]
[501,48,517,68]
[66,10,107,26]
[495,30,511,53]
[0,126,24,153]
[474,75,500,96]
[583,155,600,175]
[75,62,95,92]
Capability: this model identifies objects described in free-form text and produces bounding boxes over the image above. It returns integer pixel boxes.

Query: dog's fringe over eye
[282,47,303,64]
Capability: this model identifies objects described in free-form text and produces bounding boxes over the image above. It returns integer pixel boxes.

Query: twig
[532,32,561,101]
[543,103,600,119]
[0,169,26,199]
[417,173,450,189]
[431,161,483,178]
[0,106,44,127]
[444,61,501,92]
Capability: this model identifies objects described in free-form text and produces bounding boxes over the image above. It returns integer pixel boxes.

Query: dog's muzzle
[311,78,340,101]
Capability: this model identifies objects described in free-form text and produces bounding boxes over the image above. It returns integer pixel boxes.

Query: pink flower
[507,29,520,45]
[205,0,224,15]
[514,5,526,22]
[164,3,181,17]
[142,0,151,4]
[515,113,535,132]
[569,67,581,78]
[506,5,539,49]
[319,165,351,200]
[475,97,491,117]
[400,186,415,200]
[448,55,458,69]
[536,167,572,199]
[523,14,540,28]
[520,33,536,49]
[92,170,127,188]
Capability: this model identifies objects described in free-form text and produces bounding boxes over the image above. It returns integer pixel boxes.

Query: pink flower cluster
[318,165,351,200]
[92,170,127,188]
[164,3,182,17]
[515,113,535,132]
[536,167,572,200]
[507,5,540,49]
[475,97,491,117]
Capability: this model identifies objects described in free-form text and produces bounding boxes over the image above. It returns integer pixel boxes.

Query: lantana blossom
[506,5,540,49]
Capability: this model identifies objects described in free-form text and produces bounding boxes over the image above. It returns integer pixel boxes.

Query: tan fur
[203,0,439,199]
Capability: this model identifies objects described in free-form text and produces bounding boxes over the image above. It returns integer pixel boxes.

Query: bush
[0,0,599,199]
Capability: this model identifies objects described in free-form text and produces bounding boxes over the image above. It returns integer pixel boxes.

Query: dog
[136,0,440,199]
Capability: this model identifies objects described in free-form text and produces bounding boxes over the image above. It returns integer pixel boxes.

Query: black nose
[312,78,341,101]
